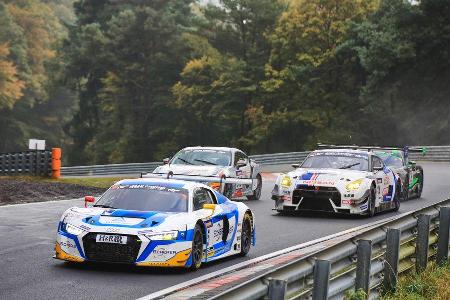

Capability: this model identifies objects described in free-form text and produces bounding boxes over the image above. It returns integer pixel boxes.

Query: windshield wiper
[94,204,117,209]
[177,157,194,165]
[339,163,361,169]
[194,159,217,165]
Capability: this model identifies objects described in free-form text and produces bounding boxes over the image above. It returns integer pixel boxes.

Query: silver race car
[272,146,401,216]
[143,147,262,200]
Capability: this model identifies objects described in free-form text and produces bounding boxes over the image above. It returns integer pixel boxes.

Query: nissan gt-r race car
[54,178,255,270]
[144,147,262,200]
[272,148,401,216]
[374,148,424,199]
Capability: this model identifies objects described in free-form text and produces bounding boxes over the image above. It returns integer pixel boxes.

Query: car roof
[115,178,200,190]
[312,149,370,156]
[181,146,240,152]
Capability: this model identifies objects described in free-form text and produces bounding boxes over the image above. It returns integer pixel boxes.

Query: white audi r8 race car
[144,147,262,200]
[54,178,255,270]
[272,148,401,216]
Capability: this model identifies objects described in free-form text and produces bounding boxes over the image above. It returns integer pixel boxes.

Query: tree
[259,0,379,150]
[172,0,283,153]
[65,0,196,164]
[0,0,75,154]
[0,43,24,109]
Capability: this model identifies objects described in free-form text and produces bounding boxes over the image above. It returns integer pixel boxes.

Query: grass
[381,261,450,300]
[0,175,132,188]
[344,261,450,300]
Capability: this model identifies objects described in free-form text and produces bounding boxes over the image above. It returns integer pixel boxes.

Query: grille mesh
[82,233,141,264]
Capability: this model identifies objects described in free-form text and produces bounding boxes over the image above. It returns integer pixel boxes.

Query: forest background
[1,0,449,165]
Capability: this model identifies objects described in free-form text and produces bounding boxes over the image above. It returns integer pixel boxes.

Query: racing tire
[393,181,401,212]
[239,214,252,256]
[189,224,204,271]
[246,174,262,201]
[367,186,376,217]
[416,171,423,199]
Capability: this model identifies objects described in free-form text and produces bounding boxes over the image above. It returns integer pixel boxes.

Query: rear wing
[316,144,427,159]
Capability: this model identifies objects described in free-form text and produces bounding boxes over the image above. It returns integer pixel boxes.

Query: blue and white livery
[55,178,255,270]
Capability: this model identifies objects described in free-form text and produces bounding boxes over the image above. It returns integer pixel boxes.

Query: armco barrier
[409,145,450,161]
[61,162,161,176]
[60,145,449,176]
[60,152,310,176]
[142,199,450,300]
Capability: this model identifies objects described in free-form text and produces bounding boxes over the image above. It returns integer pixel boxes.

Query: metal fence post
[268,277,287,300]
[416,214,431,273]
[312,259,331,300]
[437,207,450,265]
[355,239,372,296]
[383,228,401,292]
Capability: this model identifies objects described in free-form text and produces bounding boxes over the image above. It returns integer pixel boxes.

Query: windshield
[375,152,404,168]
[301,152,369,171]
[94,184,189,212]
[171,149,231,166]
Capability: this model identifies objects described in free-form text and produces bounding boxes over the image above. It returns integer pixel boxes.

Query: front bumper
[55,227,194,267]
[273,186,369,214]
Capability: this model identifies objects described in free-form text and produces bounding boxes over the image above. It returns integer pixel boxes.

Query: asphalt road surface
[1,162,449,300]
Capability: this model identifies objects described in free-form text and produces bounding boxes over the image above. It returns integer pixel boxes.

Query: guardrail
[144,199,450,300]
[60,145,449,176]
[60,152,310,176]
[409,145,450,161]
[61,162,161,176]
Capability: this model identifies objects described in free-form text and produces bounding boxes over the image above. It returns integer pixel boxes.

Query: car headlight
[64,223,85,235]
[281,175,292,188]
[346,179,364,191]
[145,231,179,240]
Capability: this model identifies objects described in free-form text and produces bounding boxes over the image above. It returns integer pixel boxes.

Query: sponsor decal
[382,187,389,196]
[105,227,121,233]
[309,152,368,160]
[377,178,382,183]
[281,195,291,201]
[342,199,355,205]
[204,220,213,228]
[214,228,224,239]
[236,170,243,176]
[360,203,368,211]
[60,241,76,249]
[152,248,177,256]
[116,185,181,193]
[383,176,390,185]
[79,225,91,231]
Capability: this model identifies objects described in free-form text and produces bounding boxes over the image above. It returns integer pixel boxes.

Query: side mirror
[291,164,300,168]
[163,158,170,164]
[85,196,95,207]
[236,159,247,169]
[203,204,216,210]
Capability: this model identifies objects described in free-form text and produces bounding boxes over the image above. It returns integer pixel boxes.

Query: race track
[1,162,449,300]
